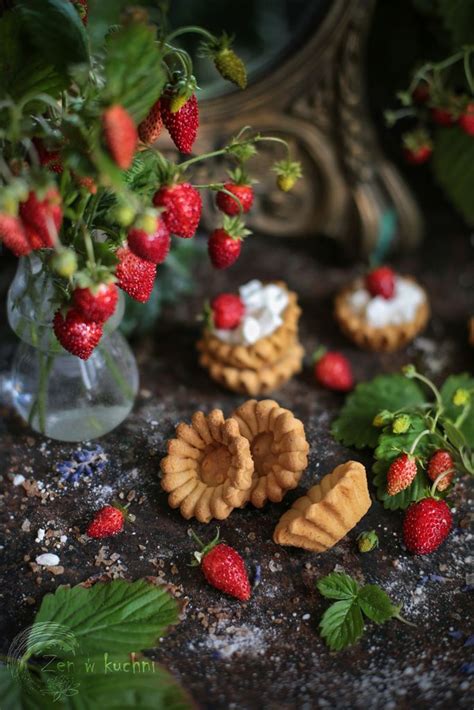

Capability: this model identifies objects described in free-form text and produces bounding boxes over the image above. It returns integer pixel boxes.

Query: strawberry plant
[0,0,302,363]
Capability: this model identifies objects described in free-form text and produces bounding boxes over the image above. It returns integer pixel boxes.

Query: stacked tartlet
[198,280,304,395]
[334,265,430,352]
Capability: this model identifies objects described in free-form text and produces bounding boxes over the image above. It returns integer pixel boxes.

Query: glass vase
[6,254,139,442]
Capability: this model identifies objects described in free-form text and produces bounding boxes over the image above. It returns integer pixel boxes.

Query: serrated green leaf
[17,0,90,75]
[432,127,474,226]
[317,573,359,600]
[442,419,468,450]
[104,23,165,123]
[331,375,425,449]
[32,580,180,657]
[319,598,364,651]
[373,459,430,510]
[440,374,474,447]
[358,585,397,624]
[438,0,474,47]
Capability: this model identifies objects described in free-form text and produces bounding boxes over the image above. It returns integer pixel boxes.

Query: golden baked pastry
[334,277,429,352]
[273,461,371,552]
[469,317,474,347]
[232,399,309,507]
[160,409,254,523]
[198,343,304,396]
[199,283,301,370]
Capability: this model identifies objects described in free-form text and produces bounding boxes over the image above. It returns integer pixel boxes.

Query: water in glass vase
[7,254,139,442]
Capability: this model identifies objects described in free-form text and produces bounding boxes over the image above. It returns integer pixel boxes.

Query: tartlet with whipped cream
[334,266,430,352]
[198,280,304,395]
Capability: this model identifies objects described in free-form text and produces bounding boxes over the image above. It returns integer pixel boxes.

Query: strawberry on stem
[208,215,250,269]
[115,246,156,303]
[313,348,354,392]
[458,102,474,136]
[402,129,432,165]
[191,529,251,602]
[427,450,455,492]
[138,99,163,145]
[386,453,418,496]
[160,94,199,154]
[153,182,202,238]
[19,188,63,248]
[216,168,254,216]
[0,214,31,256]
[127,216,170,264]
[403,498,452,554]
[53,308,103,360]
[73,282,118,324]
[102,105,137,169]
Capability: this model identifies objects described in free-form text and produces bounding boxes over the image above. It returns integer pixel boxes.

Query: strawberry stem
[430,468,454,497]
[408,428,431,456]
[165,26,215,45]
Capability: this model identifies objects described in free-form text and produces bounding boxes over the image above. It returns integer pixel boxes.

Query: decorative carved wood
[158,0,423,256]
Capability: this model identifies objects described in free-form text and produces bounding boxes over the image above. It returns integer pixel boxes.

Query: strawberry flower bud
[357,530,379,553]
[373,410,393,428]
[453,388,470,407]
[392,414,412,434]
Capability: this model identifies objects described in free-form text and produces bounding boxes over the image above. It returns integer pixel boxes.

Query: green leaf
[358,585,397,624]
[331,375,425,449]
[32,580,180,657]
[438,0,474,47]
[17,0,90,75]
[104,23,165,123]
[317,573,359,600]
[373,459,430,510]
[0,664,51,710]
[432,127,474,226]
[440,374,474,447]
[319,599,365,651]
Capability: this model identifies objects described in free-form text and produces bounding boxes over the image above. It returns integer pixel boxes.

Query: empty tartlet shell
[198,282,301,370]
[160,409,254,523]
[199,343,304,396]
[273,461,371,552]
[334,277,430,352]
[232,399,309,508]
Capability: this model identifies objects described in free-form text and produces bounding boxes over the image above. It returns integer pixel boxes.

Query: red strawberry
[70,0,88,25]
[314,350,354,392]
[365,265,396,299]
[386,454,417,496]
[115,246,156,303]
[32,138,63,174]
[138,100,163,145]
[459,102,474,136]
[427,450,454,492]
[431,107,455,126]
[0,214,32,256]
[53,308,103,360]
[160,94,199,154]
[403,144,432,165]
[211,293,245,329]
[216,183,254,216]
[193,531,251,601]
[19,189,63,247]
[102,105,137,169]
[403,498,452,554]
[208,229,242,269]
[87,505,125,539]
[76,175,97,194]
[153,183,202,238]
[73,283,118,323]
[127,217,170,264]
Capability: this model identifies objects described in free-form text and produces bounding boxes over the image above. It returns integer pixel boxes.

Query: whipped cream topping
[347,276,426,328]
[214,279,289,346]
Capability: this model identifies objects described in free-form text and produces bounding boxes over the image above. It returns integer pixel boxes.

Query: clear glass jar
[7,254,139,442]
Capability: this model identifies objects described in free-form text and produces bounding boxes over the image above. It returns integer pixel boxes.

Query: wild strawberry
[427,450,454,492]
[431,107,455,126]
[75,175,97,194]
[32,138,63,174]
[102,105,137,169]
[365,265,396,299]
[404,144,433,165]
[403,498,452,554]
[127,217,170,264]
[402,129,433,165]
[386,454,417,496]
[138,100,163,145]
[412,81,430,104]
[192,531,251,602]
[211,293,245,329]
[73,283,118,323]
[153,183,202,238]
[70,0,88,25]
[19,189,63,247]
[87,505,125,539]
[115,246,156,303]
[273,159,303,192]
[216,183,254,216]
[0,214,31,256]
[458,102,474,136]
[313,349,354,392]
[53,308,103,360]
[208,216,250,269]
[160,94,199,154]
[213,47,247,89]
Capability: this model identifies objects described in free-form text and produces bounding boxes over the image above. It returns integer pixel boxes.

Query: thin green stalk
[179,148,228,170]
[98,345,134,400]
[165,26,214,45]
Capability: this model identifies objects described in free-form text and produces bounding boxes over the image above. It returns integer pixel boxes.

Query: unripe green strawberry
[51,249,78,278]
[357,530,379,553]
[214,48,247,89]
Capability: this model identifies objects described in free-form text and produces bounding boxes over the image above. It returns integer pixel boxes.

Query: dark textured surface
[0,233,473,709]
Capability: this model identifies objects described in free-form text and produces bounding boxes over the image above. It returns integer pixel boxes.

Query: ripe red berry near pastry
[210,293,245,330]
[191,530,251,601]
[402,498,452,554]
[87,505,127,538]
[313,349,354,392]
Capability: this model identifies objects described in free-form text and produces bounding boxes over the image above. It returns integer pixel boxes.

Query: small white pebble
[36,553,60,567]
[35,528,45,543]
[13,474,25,486]
[60,535,67,543]
[302,613,311,621]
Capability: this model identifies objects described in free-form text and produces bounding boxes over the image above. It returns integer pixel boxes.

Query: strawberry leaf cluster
[332,370,474,510]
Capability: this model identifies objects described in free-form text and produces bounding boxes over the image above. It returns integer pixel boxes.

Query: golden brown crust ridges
[334,277,430,353]
[469,317,474,347]
[232,399,309,508]
[160,409,254,523]
[273,461,371,552]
